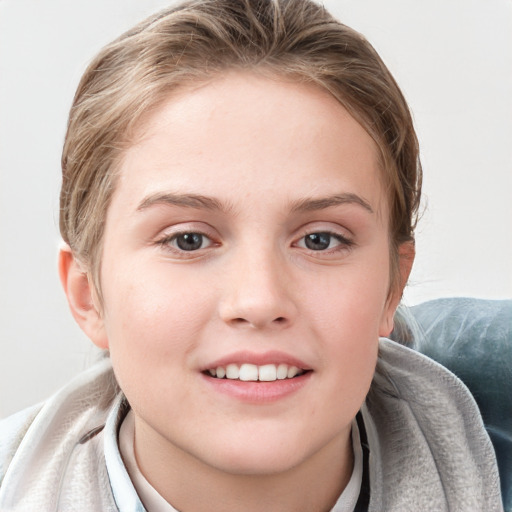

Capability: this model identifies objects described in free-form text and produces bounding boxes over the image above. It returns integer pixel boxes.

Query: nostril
[227,316,288,328]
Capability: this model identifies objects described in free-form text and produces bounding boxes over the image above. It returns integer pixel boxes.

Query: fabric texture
[410,297,512,510]
[0,339,504,512]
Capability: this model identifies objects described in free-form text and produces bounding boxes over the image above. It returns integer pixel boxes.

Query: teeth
[226,364,239,379]
[258,364,277,382]
[287,366,299,378]
[206,363,305,381]
[276,364,288,380]
[239,364,258,381]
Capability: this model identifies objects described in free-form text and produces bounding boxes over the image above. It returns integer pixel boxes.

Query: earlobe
[379,241,415,337]
[58,245,109,349]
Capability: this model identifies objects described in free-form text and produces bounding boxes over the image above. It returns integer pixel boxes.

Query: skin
[60,72,414,512]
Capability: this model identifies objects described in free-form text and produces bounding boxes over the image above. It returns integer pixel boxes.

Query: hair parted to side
[60,0,422,302]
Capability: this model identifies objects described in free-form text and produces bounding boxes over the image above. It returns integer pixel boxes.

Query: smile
[206,363,306,381]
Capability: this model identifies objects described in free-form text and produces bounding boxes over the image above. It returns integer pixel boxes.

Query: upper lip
[201,350,312,371]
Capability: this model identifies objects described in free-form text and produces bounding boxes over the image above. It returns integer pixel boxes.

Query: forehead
[113,72,386,220]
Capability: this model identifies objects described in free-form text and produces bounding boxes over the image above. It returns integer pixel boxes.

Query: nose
[218,247,298,330]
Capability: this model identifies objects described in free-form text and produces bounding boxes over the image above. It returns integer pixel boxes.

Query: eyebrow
[290,193,374,214]
[137,193,230,213]
[136,191,373,215]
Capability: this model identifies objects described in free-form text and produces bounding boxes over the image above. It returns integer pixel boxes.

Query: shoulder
[364,338,503,511]
[0,404,43,485]
[372,337,486,421]
[0,358,121,510]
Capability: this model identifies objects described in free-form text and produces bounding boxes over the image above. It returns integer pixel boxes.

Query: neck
[133,418,354,512]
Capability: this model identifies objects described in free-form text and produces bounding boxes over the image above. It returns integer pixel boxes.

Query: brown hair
[60,0,422,299]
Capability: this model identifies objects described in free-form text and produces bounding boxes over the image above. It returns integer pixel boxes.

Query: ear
[58,245,109,349]
[379,241,415,337]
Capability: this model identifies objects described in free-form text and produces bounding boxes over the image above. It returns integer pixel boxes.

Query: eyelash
[156,231,214,255]
[156,229,354,257]
[294,231,354,254]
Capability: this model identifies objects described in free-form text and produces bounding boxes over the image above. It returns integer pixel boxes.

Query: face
[78,73,407,477]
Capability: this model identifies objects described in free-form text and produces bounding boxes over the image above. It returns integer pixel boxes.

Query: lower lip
[201,372,312,403]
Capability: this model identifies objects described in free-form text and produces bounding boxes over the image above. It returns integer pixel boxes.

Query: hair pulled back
[60,0,422,297]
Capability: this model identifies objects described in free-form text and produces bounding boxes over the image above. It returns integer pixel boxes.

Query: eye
[164,232,213,251]
[296,232,351,251]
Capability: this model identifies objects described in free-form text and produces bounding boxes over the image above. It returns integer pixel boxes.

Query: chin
[196,427,328,477]
[209,446,307,476]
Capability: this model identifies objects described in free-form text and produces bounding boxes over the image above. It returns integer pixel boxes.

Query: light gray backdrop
[1,0,511,418]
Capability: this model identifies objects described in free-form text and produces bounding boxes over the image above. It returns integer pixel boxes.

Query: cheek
[99,261,214,389]
[319,292,380,385]
[307,254,391,336]
[303,256,389,396]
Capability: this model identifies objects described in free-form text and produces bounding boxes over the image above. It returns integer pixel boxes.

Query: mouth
[203,363,309,382]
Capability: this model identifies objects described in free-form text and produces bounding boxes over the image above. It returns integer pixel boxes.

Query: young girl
[0,0,503,510]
